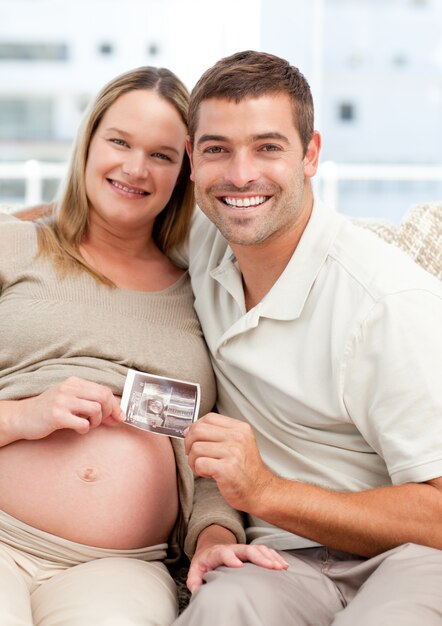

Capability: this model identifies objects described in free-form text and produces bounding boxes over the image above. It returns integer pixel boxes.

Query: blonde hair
[38,66,194,284]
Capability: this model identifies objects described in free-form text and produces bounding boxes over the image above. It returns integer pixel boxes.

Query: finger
[256,546,289,567]
[211,549,244,569]
[73,399,103,428]
[57,414,92,435]
[186,566,205,594]
[199,413,242,429]
[102,413,124,427]
[100,392,122,421]
[185,421,252,457]
[187,440,233,466]
[247,551,288,569]
[64,378,117,421]
[235,545,288,570]
[111,399,125,422]
[184,423,225,453]
[191,455,236,480]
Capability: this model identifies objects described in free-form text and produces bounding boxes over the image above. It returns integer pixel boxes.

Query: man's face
[187,93,319,249]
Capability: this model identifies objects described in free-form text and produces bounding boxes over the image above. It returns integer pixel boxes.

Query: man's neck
[231,202,313,311]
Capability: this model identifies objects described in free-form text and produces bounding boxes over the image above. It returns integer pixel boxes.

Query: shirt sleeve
[342,287,442,485]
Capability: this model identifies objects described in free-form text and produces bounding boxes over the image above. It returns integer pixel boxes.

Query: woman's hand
[187,525,288,593]
[0,376,124,445]
[187,542,288,593]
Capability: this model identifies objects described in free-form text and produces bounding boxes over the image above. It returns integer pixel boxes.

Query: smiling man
[174,50,442,625]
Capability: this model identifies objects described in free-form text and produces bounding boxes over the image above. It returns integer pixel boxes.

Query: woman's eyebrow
[103,127,181,155]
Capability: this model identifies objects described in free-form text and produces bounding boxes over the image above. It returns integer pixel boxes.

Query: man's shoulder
[329,215,441,300]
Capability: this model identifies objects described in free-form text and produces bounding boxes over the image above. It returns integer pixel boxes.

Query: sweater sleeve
[184,476,246,557]
[169,439,245,561]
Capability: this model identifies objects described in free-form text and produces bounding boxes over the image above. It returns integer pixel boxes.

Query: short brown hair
[39,66,193,284]
[188,50,314,155]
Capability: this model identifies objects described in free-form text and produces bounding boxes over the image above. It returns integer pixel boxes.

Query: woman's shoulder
[0,211,39,261]
[0,210,38,232]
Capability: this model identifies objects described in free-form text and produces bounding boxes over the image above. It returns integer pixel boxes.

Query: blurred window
[0,98,53,139]
[338,102,355,122]
[98,42,114,55]
[0,43,68,61]
[147,43,160,56]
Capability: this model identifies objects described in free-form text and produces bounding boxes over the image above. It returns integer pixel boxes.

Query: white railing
[318,161,442,210]
[1,159,442,210]
[0,160,67,207]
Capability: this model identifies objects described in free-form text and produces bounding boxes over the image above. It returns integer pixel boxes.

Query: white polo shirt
[183,198,442,550]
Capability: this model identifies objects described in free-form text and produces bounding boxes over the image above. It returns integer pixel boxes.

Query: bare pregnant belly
[0,422,179,549]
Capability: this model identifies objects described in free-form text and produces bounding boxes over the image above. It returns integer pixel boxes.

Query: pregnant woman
[0,66,247,626]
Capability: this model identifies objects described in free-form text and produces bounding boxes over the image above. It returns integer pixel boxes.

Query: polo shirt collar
[211,197,344,322]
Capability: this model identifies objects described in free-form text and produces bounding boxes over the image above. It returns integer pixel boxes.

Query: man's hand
[184,412,275,512]
[187,525,288,593]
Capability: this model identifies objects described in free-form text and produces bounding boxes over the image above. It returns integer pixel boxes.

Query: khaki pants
[175,543,442,626]
[0,509,178,626]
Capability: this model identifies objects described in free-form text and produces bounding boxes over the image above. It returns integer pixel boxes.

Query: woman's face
[85,89,187,235]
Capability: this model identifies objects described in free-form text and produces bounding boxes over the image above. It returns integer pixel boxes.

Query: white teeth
[111,180,146,195]
[223,196,267,207]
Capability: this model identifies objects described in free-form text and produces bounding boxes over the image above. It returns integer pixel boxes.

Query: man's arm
[185,413,442,557]
[14,202,53,220]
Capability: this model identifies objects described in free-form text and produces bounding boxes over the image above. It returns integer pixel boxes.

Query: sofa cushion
[353,202,442,280]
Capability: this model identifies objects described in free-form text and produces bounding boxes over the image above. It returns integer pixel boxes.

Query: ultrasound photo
[121,368,201,439]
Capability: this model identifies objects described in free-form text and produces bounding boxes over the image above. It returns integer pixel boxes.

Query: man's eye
[260,144,280,152]
[205,146,225,154]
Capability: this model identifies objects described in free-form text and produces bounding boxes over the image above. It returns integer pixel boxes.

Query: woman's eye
[152,152,172,161]
[111,138,128,147]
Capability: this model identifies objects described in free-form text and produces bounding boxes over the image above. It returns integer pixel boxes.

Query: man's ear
[303,131,321,178]
[185,136,195,182]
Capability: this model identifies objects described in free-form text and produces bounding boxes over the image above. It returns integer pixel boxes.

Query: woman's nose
[122,151,148,179]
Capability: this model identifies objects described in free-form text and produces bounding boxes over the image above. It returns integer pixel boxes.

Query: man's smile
[221,195,269,208]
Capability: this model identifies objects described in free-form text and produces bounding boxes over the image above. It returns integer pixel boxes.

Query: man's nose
[224,152,259,189]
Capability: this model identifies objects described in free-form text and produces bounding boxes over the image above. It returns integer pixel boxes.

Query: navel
[76,465,100,482]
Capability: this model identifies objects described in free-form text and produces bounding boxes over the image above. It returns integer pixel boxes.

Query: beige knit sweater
[0,213,245,561]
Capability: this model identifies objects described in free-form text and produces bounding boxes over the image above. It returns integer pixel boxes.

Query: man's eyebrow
[254,132,290,143]
[196,134,227,146]
[196,132,290,146]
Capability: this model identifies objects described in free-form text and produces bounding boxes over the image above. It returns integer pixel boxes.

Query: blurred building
[0,0,441,219]
[0,0,260,162]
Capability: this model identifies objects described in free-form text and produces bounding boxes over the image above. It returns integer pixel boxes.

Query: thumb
[186,567,205,594]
